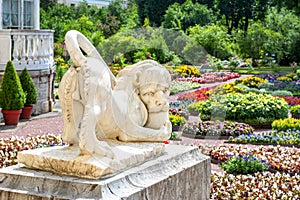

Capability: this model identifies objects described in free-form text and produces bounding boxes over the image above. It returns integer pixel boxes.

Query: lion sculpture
[58,30,172,159]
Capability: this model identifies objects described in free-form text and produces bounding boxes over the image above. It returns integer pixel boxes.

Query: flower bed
[228,130,300,147]
[272,118,300,131]
[220,154,269,175]
[209,144,300,174]
[280,96,300,106]
[211,172,300,199]
[170,81,201,95]
[197,93,289,123]
[175,72,240,84]
[177,86,215,101]
[169,100,195,109]
[0,134,64,168]
[182,121,254,139]
[259,80,300,96]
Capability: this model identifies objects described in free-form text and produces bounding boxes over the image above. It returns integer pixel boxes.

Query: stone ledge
[0,145,211,200]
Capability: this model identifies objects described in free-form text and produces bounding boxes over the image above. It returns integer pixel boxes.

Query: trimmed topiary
[19,67,38,105]
[0,61,26,110]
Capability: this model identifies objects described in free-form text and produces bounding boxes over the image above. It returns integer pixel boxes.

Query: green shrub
[188,24,234,60]
[0,61,26,110]
[197,93,289,122]
[272,118,300,131]
[258,82,274,89]
[19,68,38,105]
[271,90,293,97]
[220,154,269,175]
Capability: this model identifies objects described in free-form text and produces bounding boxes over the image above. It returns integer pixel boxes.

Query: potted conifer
[0,61,26,125]
[19,67,38,119]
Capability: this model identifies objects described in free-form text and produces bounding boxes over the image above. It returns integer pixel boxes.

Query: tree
[135,0,185,26]
[40,0,57,11]
[162,0,216,31]
[264,7,300,64]
[215,0,269,35]
[188,25,234,60]
[235,22,283,63]
[270,0,300,15]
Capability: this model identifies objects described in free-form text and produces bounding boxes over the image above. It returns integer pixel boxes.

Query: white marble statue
[58,30,172,159]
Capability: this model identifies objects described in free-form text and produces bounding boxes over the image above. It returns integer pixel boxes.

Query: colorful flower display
[211,172,300,199]
[0,134,65,168]
[175,72,240,84]
[182,121,254,137]
[228,130,300,146]
[209,144,300,174]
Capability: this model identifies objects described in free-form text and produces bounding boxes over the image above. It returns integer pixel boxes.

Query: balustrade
[0,29,54,71]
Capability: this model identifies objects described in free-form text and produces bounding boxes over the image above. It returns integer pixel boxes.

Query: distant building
[57,0,115,7]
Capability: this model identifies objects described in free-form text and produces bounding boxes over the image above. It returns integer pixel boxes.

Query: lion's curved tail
[64,30,116,85]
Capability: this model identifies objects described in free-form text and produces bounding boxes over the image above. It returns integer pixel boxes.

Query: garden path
[0,74,259,173]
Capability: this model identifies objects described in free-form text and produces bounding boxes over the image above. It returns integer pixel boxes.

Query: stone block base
[0,145,210,200]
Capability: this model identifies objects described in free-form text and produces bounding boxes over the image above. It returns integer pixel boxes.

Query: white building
[57,0,115,7]
[0,0,55,114]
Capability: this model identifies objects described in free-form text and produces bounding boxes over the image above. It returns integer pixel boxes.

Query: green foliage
[98,27,177,64]
[272,118,300,131]
[135,0,186,26]
[271,90,293,97]
[162,0,216,31]
[215,0,269,35]
[0,61,26,110]
[197,93,289,122]
[264,7,300,64]
[188,25,234,60]
[235,22,284,64]
[220,154,269,175]
[19,68,38,105]
[98,34,145,65]
[290,105,300,115]
[40,0,57,11]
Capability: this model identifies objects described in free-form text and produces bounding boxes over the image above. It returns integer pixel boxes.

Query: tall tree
[270,0,300,15]
[162,0,216,31]
[135,0,185,26]
[216,0,269,35]
[40,0,57,11]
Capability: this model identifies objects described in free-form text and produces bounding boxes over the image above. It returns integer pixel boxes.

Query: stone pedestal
[0,145,211,200]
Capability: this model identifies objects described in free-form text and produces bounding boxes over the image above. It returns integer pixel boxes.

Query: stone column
[20,0,24,29]
[0,0,2,29]
[0,30,12,67]
[34,0,40,30]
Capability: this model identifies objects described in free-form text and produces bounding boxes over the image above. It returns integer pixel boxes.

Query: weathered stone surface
[18,141,165,179]
[52,30,173,179]
[0,145,210,200]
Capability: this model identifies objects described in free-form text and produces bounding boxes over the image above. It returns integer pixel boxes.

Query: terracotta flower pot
[20,105,33,119]
[1,109,22,125]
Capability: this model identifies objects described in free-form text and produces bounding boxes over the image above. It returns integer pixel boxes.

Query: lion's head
[114,60,171,129]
